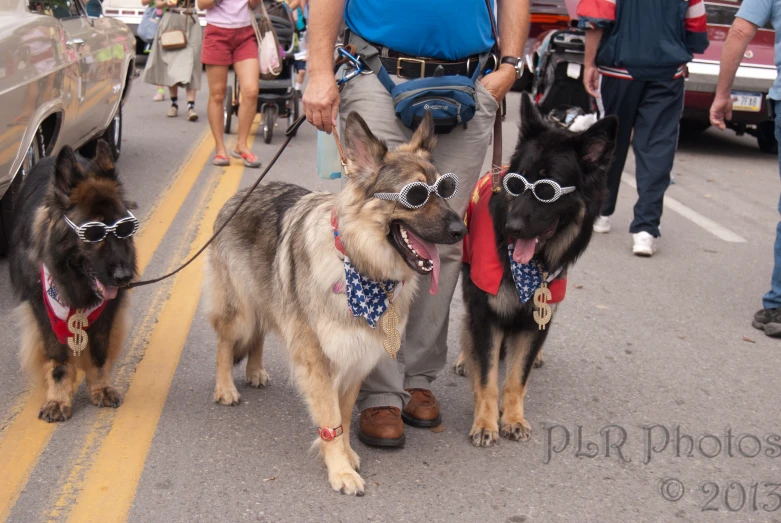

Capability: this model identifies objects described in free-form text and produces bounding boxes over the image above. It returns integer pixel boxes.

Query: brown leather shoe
[357,407,405,447]
[402,388,442,427]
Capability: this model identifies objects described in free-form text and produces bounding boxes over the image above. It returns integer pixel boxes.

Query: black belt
[378,48,483,79]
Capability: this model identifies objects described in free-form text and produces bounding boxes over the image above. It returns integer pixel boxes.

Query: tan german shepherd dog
[204,112,466,495]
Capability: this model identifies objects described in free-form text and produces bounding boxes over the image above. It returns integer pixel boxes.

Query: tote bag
[250,2,282,80]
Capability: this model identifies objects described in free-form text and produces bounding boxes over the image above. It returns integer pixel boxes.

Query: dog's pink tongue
[96,279,118,300]
[405,230,441,295]
[513,238,537,265]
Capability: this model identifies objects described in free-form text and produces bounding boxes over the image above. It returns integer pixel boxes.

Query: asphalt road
[1,76,781,523]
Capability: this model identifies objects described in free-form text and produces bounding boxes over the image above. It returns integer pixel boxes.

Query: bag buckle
[397,57,426,79]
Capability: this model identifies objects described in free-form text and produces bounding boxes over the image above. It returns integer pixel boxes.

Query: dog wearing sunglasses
[10,141,137,422]
[457,94,617,447]
[205,111,465,495]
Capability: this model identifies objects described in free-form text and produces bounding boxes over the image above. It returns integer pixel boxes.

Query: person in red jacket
[578,0,709,256]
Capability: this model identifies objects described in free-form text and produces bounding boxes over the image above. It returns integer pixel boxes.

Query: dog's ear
[93,140,116,178]
[402,111,437,155]
[343,111,388,178]
[575,116,618,170]
[519,92,546,140]
[53,146,85,197]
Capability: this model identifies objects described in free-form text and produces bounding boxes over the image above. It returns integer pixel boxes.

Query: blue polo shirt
[737,0,781,100]
[344,0,496,61]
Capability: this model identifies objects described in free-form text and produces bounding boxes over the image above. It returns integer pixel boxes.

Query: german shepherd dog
[205,112,466,495]
[459,94,617,447]
[10,142,137,422]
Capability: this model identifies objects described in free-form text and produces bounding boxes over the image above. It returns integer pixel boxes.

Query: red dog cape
[463,172,566,302]
[41,265,107,344]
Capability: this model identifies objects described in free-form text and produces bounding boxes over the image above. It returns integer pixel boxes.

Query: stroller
[223,1,299,144]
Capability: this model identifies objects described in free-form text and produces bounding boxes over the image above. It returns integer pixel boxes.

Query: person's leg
[762,100,781,311]
[233,58,260,156]
[598,75,643,217]
[186,88,198,121]
[629,77,685,237]
[205,65,230,158]
[168,85,179,117]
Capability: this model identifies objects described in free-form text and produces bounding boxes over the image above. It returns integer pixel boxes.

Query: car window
[705,3,773,30]
[29,0,82,19]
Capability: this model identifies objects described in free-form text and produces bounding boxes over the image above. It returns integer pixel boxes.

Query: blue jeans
[763,99,781,309]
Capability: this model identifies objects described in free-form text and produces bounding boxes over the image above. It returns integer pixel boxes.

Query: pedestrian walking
[578,0,709,256]
[710,0,781,337]
[142,0,202,121]
[304,0,529,447]
[197,0,262,168]
[141,0,168,102]
[288,0,307,94]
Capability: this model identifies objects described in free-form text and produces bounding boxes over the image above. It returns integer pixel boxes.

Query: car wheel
[104,106,122,161]
[0,128,44,256]
[757,120,778,154]
[224,86,234,134]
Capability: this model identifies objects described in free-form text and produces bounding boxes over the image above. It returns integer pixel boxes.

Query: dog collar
[318,425,344,441]
[330,209,346,256]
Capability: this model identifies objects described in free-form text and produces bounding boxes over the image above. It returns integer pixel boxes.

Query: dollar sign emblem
[67,310,89,357]
[533,277,552,331]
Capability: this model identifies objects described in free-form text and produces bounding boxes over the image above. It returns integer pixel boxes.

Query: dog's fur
[10,142,137,422]
[458,94,617,447]
[205,112,466,495]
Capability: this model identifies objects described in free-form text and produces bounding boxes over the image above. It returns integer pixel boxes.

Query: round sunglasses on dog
[64,211,139,243]
[374,173,459,209]
[502,172,576,203]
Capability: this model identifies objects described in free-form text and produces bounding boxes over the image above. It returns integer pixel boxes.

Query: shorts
[201,24,257,66]
[294,59,306,72]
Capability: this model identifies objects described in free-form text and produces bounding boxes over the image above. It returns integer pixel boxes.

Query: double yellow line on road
[0,120,259,522]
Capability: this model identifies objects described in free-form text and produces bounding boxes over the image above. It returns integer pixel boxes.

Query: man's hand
[583,63,600,98]
[303,72,340,134]
[479,64,517,105]
[710,94,733,131]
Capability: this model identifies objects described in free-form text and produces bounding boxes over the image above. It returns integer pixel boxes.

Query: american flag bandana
[344,258,400,329]
[507,246,545,304]
[41,264,107,344]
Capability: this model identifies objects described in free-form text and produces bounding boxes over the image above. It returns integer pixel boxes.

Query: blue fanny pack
[376,63,483,134]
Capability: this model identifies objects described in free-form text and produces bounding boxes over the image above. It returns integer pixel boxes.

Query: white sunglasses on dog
[64,211,139,243]
[374,173,459,209]
[503,172,576,203]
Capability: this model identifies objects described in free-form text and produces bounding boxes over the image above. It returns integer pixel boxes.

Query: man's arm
[576,0,615,98]
[582,28,602,98]
[480,0,530,104]
[302,0,345,133]
[709,17,759,130]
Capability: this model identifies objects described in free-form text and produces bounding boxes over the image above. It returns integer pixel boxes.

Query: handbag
[160,2,190,51]
[137,5,160,44]
[250,1,283,80]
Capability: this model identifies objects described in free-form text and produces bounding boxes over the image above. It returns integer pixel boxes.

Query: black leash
[125,115,307,289]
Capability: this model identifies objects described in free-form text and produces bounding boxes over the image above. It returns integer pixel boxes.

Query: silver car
[0,0,135,254]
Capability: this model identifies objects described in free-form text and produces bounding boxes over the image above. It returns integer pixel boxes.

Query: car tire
[757,120,778,154]
[81,106,122,161]
[0,128,44,256]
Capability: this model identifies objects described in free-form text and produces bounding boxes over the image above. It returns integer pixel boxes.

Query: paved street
[1,76,781,523]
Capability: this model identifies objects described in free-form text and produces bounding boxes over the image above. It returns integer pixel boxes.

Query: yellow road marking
[0,127,213,523]
[65,124,257,523]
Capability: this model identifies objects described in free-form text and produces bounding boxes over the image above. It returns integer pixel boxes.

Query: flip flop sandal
[231,150,262,168]
[212,155,230,166]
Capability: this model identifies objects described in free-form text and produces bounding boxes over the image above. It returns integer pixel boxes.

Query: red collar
[41,264,108,345]
[331,209,346,255]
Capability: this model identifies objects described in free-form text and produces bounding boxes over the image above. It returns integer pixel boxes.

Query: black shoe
[752,307,781,337]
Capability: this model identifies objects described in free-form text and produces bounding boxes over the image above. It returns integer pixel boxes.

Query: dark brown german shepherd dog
[10,142,137,422]
[459,95,617,447]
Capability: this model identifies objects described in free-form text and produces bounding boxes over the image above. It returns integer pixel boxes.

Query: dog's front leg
[292,340,364,496]
[499,331,542,441]
[339,381,362,472]
[84,300,128,408]
[463,316,503,448]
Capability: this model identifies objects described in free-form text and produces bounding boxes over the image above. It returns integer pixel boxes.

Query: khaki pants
[338,69,497,411]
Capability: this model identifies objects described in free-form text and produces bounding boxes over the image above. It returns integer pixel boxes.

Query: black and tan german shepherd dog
[460,94,617,447]
[10,141,137,422]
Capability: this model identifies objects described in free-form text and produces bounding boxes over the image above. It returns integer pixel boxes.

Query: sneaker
[167,105,178,118]
[753,307,781,337]
[187,107,198,121]
[152,90,165,102]
[632,231,656,257]
[593,215,611,233]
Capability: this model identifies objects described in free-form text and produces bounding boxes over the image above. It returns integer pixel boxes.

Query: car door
[32,0,111,145]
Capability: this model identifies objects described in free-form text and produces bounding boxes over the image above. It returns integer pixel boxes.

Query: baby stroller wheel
[224,86,234,134]
[287,89,300,137]
[263,105,275,144]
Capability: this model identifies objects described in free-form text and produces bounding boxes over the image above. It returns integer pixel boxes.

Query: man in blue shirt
[304,0,529,447]
[711,0,781,338]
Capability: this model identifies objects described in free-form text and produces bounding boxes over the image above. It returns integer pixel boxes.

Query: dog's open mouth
[85,266,119,301]
[389,222,440,293]
[510,220,559,265]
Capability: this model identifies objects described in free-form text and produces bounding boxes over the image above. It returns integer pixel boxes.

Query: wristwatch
[500,56,524,80]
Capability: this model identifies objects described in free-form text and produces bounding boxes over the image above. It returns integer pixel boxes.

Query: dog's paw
[38,401,72,423]
[345,446,361,472]
[500,418,532,441]
[469,425,499,448]
[246,368,269,388]
[214,384,241,406]
[90,386,123,408]
[453,359,467,377]
[329,468,365,496]
[533,351,545,368]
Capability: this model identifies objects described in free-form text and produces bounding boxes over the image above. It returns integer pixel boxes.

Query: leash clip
[319,425,344,441]
[336,47,366,88]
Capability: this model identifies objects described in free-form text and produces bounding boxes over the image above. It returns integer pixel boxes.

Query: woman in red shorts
[198,0,262,167]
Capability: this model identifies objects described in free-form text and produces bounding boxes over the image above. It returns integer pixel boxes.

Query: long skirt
[143,11,202,90]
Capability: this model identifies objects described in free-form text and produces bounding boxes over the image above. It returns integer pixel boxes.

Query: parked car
[0,0,136,255]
